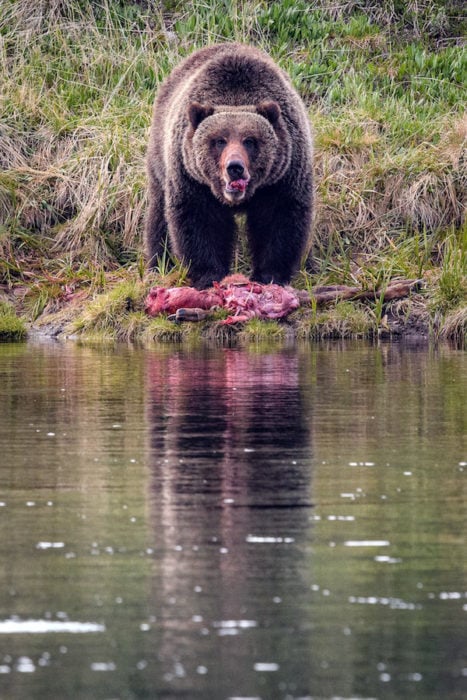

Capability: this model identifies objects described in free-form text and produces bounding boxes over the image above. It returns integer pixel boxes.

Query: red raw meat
[144,286,222,316]
[144,274,300,323]
[216,276,299,323]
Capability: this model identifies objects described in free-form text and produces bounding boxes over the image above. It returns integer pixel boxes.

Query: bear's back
[159,44,298,111]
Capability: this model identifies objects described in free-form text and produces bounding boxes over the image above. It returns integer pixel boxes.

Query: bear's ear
[188,102,214,130]
[256,101,281,126]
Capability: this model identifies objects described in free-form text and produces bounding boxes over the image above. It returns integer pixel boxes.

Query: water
[0,339,465,700]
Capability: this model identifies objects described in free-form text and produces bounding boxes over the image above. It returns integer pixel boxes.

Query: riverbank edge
[1,282,456,347]
[2,263,466,347]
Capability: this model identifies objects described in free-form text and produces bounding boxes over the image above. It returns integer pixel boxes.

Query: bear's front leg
[145,176,170,269]
[247,184,313,285]
[167,183,237,289]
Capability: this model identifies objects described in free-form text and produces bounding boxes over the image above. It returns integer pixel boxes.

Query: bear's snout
[226,160,246,180]
[221,142,251,202]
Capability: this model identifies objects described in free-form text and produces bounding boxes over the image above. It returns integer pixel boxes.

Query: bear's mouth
[224,178,250,200]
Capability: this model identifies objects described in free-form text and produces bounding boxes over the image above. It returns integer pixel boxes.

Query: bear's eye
[243,137,257,151]
[212,137,227,151]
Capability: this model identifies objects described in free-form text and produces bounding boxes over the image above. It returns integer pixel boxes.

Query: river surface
[0,339,465,700]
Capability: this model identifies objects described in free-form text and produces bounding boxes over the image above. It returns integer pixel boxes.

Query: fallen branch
[309,279,423,305]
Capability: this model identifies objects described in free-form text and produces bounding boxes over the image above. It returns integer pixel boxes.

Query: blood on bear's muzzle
[225,178,249,194]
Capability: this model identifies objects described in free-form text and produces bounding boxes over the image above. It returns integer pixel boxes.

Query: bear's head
[183,102,292,205]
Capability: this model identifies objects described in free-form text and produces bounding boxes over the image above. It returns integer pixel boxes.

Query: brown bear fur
[145,43,314,289]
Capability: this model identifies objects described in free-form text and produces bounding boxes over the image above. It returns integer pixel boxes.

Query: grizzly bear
[145,43,314,289]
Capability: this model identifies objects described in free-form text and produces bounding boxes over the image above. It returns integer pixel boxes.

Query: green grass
[434,228,467,312]
[71,278,146,340]
[238,318,286,342]
[1,0,465,343]
[0,301,27,339]
[296,301,376,340]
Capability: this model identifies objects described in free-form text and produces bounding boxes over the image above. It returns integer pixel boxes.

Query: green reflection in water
[0,340,465,700]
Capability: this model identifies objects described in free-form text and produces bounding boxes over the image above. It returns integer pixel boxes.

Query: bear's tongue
[228,179,248,192]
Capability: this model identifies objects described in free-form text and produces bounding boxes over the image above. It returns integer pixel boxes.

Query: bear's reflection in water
[145,348,315,694]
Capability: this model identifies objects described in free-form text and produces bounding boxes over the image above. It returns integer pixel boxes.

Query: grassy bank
[0,0,465,343]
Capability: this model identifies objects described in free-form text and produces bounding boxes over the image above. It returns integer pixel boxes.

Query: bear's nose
[226,161,245,180]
